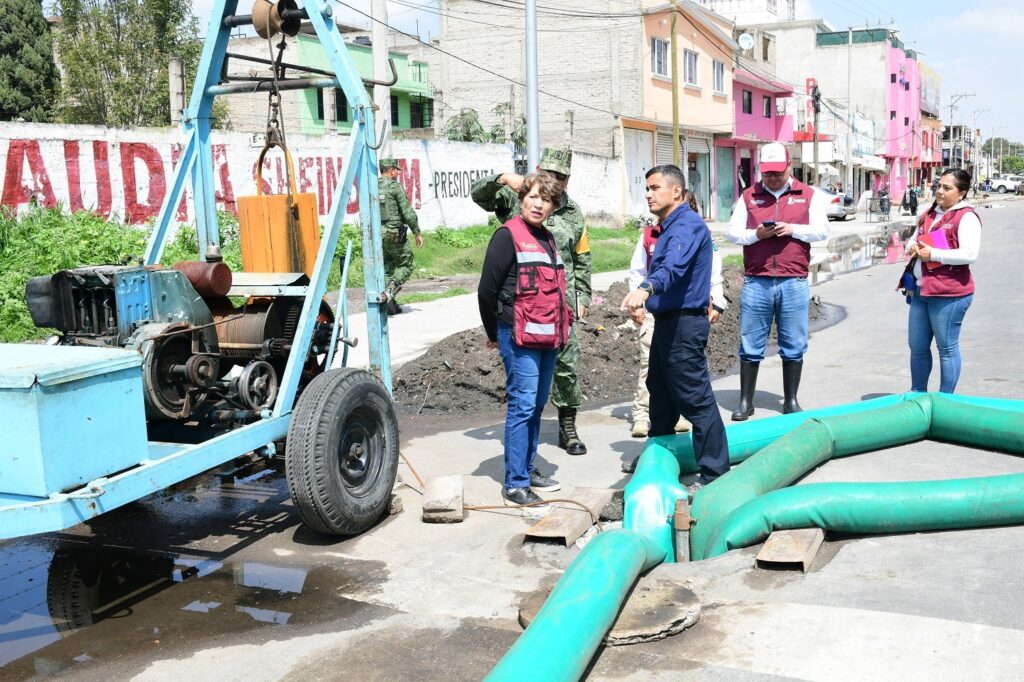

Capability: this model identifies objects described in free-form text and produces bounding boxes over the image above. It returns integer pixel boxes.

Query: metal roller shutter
[656,133,676,164]
[686,137,712,155]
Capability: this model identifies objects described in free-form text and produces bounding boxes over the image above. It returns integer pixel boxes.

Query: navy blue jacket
[643,203,713,314]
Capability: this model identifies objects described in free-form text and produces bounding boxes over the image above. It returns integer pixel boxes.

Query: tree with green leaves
[1001,155,1024,175]
[445,108,490,143]
[0,0,60,122]
[53,0,201,127]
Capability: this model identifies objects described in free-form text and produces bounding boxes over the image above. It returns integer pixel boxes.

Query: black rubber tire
[285,368,399,535]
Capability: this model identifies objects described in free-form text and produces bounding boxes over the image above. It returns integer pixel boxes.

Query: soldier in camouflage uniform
[379,158,423,315]
[471,148,592,455]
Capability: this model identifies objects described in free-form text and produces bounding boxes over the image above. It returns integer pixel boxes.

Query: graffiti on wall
[0,136,429,224]
[0,124,624,226]
[432,169,495,198]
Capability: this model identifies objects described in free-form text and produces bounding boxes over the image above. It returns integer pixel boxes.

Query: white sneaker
[631,420,650,438]
[674,417,692,433]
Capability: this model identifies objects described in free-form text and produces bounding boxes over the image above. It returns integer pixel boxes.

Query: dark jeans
[647,311,730,484]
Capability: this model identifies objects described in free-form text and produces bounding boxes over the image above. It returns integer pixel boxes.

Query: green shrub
[0,205,147,342]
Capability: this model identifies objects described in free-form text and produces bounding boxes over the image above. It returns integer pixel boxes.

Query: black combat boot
[558,407,587,456]
[730,361,759,421]
[383,280,402,315]
[782,360,804,414]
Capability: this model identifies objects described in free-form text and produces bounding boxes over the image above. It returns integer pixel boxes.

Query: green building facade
[296,36,433,135]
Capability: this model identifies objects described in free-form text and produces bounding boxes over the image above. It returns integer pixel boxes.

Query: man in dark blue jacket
[621,165,730,494]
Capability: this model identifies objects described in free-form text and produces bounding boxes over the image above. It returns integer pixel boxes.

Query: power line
[389,0,637,32]
[332,0,627,117]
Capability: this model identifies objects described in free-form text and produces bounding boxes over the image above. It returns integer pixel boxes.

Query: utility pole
[946,91,974,171]
[972,109,988,181]
[671,0,680,166]
[812,85,821,186]
[372,0,391,156]
[525,0,540,169]
[845,27,853,195]
[169,57,186,126]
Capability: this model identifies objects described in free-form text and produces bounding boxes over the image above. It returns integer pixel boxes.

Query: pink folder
[918,229,950,270]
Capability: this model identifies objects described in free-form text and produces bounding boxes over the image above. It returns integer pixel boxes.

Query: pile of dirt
[394,266,757,416]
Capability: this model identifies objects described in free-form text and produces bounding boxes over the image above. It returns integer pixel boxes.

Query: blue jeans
[739,275,809,362]
[908,292,973,393]
[497,323,557,489]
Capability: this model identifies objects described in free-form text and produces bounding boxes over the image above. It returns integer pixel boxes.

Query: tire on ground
[285,368,399,535]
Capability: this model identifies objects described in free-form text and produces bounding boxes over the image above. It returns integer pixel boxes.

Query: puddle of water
[0,536,388,678]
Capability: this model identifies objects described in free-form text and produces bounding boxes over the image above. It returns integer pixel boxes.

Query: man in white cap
[726,142,830,420]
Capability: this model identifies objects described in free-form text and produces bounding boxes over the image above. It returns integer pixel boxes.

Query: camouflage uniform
[471,149,592,454]
[378,159,420,310]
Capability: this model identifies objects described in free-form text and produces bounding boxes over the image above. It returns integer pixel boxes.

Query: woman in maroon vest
[904,169,981,393]
[478,173,574,508]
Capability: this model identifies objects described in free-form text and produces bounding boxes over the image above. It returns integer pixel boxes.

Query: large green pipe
[624,394,912,561]
[621,442,686,562]
[703,473,1024,558]
[930,395,1024,453]
[688,399,931,560]
[486,529,666,682]
[656,393,907,475]
[498,394,1024,681]
[691,398,1023,560]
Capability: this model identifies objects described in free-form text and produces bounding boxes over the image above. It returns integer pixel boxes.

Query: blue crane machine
[0,0,401,540]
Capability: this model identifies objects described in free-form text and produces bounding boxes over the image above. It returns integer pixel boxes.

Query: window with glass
[315,88,349,123]
[390,95,400,127]
[742,89,752,114]
[684,49,698,85]
[713,60,725,94]
[763,95,772,118]
[651,38,668,77]
[410,99,433,129]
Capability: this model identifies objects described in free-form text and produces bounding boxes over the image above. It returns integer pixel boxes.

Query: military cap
[539,148,572,176]
[379,158,399,170]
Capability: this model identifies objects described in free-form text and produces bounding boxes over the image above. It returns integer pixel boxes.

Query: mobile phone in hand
[762,220,777,233]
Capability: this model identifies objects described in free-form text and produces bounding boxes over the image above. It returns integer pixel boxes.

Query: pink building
[713,68,794,220]
[882,46,921,198]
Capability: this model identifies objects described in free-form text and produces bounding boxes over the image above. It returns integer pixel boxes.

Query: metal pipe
[208,77,338,96]
[671,0,679,166]
[223,7,308,28]
[525,0,540,169]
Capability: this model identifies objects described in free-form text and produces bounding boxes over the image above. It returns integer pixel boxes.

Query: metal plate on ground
[518,572,700,645]
[523,487,615,546]
[756,528,825,572]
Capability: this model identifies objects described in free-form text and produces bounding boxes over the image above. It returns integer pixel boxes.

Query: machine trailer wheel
[285,368,399,535]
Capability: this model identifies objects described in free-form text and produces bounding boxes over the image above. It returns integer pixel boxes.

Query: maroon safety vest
[642,224,661,271]
[505,216,573,349]
[741,179,815,277]
[915,206,979,297]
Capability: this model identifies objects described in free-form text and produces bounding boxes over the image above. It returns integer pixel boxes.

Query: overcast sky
[192,0,1022,142]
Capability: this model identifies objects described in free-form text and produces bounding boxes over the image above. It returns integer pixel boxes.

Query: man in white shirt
[726,143,830,420]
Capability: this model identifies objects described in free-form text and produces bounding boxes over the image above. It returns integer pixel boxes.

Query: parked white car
[815,186,857,221]
[991,175,1023,194]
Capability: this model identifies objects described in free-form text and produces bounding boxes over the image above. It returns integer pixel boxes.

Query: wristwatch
[638,281,654,295]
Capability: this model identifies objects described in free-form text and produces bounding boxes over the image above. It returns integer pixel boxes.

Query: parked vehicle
[816,186,857,221]
[991,175,1023,194]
